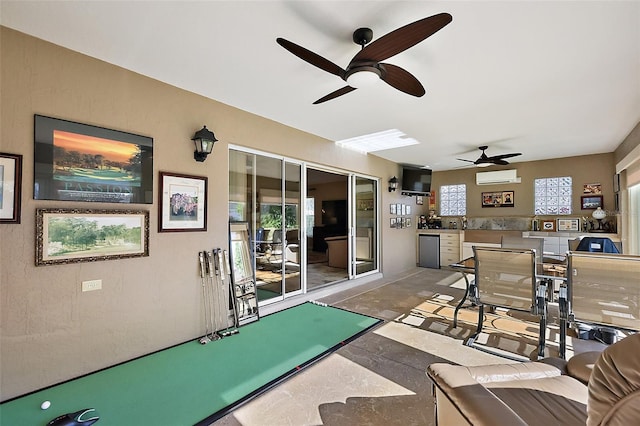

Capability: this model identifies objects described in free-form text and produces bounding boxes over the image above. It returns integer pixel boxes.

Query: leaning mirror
[229,222,259,325]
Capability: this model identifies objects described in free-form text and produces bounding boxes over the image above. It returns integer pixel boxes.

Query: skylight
[335,129,419,153]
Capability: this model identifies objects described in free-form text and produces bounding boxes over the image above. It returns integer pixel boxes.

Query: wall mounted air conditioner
[476,169,521,185]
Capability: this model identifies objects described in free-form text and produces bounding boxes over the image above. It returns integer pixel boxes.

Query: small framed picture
[0,153,22,223]
[557,218,580,231]
[583,183,602,194]
[390,204,396,215]
[406,205,411,215]
[541,220,556,232]
[401,204,406,215]
[159,172,207,232]
[581,195,603,210]
[390,218,397,229]
[416,195,424,205]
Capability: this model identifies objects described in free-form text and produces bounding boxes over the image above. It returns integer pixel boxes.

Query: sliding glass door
[229,149,302,304]
[352,175,378,277]
[230,147,379,303]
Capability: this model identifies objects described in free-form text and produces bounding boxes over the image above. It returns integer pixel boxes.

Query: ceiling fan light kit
[345,66,381,88]
[276,13,453,103]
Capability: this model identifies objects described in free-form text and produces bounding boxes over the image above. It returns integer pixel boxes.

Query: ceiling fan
[276,13,453,104]
[457,146,522,167]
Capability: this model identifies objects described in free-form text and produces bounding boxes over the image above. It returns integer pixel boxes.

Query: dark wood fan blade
[490,153,522,160]
[313,86,357,104]
[351,13,452,63]
[276,38,345,77]
[457,158,475,163]
[493,159,510,165]
[379,63,425,97]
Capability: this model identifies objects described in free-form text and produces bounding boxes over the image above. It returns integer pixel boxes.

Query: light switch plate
[82,279,102,292]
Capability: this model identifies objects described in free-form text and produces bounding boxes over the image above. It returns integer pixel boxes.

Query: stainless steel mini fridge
[419,234,440,269]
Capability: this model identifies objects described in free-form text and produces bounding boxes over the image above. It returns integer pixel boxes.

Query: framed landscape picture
[36,208,149,266]
[34,115,153,204]
[581,195,603,210]
[0,153,22,223]
[158,172,207,232]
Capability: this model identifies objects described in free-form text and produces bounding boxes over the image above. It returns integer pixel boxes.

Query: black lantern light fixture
[191,125,218,162]
[388,176,398,192]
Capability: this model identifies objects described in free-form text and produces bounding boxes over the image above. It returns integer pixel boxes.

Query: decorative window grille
[440,184,466,216]
[534,177,572,215]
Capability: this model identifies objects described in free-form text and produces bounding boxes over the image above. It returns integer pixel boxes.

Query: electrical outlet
[82,279,102,292]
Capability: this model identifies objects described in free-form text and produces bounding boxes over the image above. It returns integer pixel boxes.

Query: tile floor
[213,266,606,426]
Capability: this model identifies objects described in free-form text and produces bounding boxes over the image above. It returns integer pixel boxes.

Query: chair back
[567,252,640,332]
[575,237,620,253]
[501,236,544,265]
[474,247,537,312]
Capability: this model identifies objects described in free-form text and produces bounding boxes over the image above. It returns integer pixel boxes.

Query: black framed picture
[34,115,153,204]
[158,171,207,232]
[581,195,603,210]
[0,153,22,223]
[481,191,514,207]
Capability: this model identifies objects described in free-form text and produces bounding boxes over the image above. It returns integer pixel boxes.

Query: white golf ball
[40,401,51,410]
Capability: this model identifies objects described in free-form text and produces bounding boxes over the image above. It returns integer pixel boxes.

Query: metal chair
[501,236,544,266]
[468,247,547,359]
[269,229,284,262]
[560,252,640,358]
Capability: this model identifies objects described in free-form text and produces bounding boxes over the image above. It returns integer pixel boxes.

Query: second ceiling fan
[458,146,522,167]
[276,13,453,104]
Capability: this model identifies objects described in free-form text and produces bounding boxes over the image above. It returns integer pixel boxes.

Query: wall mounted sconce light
[388,176,398,192]
[191,125,218,162]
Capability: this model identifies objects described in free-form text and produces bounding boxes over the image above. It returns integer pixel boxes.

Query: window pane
[534,177,572,215]
[440,184,466,216]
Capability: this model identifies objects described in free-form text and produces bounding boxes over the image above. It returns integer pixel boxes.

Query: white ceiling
[2,1,639,171]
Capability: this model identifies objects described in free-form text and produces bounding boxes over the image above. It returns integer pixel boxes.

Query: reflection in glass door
[229,149,302,304]
[283,161,302,296]
[352,176,378,276]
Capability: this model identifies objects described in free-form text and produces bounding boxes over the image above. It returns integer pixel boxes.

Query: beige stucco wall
[433,153,616,218]
[0,27,423,399]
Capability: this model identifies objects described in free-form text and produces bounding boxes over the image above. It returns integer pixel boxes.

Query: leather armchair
[427,334,640,425]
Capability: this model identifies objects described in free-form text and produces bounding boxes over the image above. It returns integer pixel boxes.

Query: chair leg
[465,304,484,346]
[453,273,471,328]
[538,314,547,359]
[558,285,569,360]
[536,280,549,359]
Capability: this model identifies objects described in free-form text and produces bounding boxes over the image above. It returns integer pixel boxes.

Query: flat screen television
[401,166,432,195]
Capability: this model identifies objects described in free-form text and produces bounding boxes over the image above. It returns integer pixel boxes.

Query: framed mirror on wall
[229,222,259,326]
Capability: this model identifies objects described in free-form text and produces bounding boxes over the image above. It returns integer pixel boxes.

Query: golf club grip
[198,251,206,279]
[212,249,221,276]
[217,249,225,281]
[206,251,214,278]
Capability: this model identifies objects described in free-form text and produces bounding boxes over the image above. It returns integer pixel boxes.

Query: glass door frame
[229,145,380,305]
[229,146,304,306]
[349,174,380,279]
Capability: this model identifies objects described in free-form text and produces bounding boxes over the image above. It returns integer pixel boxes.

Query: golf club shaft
[198,251,211,342]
